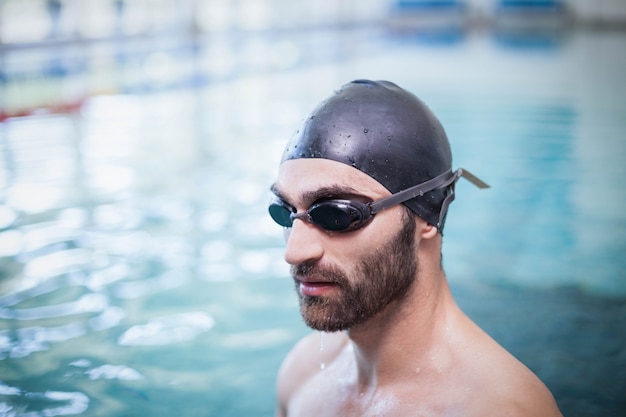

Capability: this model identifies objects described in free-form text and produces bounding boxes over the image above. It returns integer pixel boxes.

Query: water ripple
[113,271,189,299]
[118,312,215,346]
[0,382,89,417]
[0,294,108,320]
[85,364,144,381]
[0,323,86,359]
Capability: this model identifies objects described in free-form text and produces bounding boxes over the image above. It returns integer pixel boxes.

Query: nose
[283,218,324,267]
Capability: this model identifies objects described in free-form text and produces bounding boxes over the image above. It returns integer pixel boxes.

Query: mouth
[292,263,345,298]
[295,277,340,297]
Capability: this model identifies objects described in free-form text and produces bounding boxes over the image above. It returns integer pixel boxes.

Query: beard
[291,213,417,332]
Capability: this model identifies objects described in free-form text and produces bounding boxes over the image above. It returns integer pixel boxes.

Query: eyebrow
[270,183,365,206]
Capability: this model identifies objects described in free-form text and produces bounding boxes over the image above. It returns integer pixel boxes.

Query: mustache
[290,262,348,285]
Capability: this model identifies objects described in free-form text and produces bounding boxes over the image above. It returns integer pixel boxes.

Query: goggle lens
[268,199,369,232]
[309,201,365,231]
[268,201,294,227]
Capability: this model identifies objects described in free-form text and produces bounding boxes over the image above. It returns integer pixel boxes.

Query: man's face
[292,215,416,331]
[271,159,418,332]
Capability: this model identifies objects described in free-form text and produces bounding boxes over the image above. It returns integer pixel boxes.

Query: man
[268,80,562,416]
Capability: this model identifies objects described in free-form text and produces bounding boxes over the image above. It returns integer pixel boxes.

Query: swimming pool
[1,23,625,417]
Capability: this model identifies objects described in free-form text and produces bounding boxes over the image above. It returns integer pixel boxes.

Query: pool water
[1,25,625,416]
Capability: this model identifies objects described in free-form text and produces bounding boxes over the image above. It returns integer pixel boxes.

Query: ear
[419,222,438,240]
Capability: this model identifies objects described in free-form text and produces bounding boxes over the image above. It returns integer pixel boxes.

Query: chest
[285,368,472,417]
[286,368,401,417]
[288,392,466,417]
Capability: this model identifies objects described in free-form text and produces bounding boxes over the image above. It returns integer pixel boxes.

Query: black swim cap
[281,79,487,232]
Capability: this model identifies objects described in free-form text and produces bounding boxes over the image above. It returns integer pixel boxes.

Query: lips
[298,280,338,297]
[292,263,343,297]
[294,274,341,297]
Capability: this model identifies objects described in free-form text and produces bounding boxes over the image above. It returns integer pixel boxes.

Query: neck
[346,256,459,390]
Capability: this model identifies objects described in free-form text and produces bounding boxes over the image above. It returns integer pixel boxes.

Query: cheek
[331,223,397,260]
[368,208,408,239]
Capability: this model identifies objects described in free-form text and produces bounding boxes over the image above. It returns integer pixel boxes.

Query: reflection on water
[118,312,215,346]
[1,15,626,417]
[0,384,89,417]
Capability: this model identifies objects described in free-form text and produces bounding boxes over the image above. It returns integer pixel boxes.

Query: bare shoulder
[275,332,348,416]
[473,367,562,417]
[464,339,563,417]
[443,315,563,417]
[497,359,563,416]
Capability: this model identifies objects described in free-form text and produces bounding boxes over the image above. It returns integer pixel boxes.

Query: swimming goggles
[268,168,488,233]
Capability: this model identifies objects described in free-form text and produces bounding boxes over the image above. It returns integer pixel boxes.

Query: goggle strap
[369,168,489,215]
[369,169,456,214]
[437,169,490,228]
[438,183,456,229]
[458,168,490,189]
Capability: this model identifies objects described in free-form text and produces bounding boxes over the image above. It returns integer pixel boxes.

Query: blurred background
[1,0,625,416]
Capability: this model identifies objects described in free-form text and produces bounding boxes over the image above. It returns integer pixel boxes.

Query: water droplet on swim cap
[281,80,454,231]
